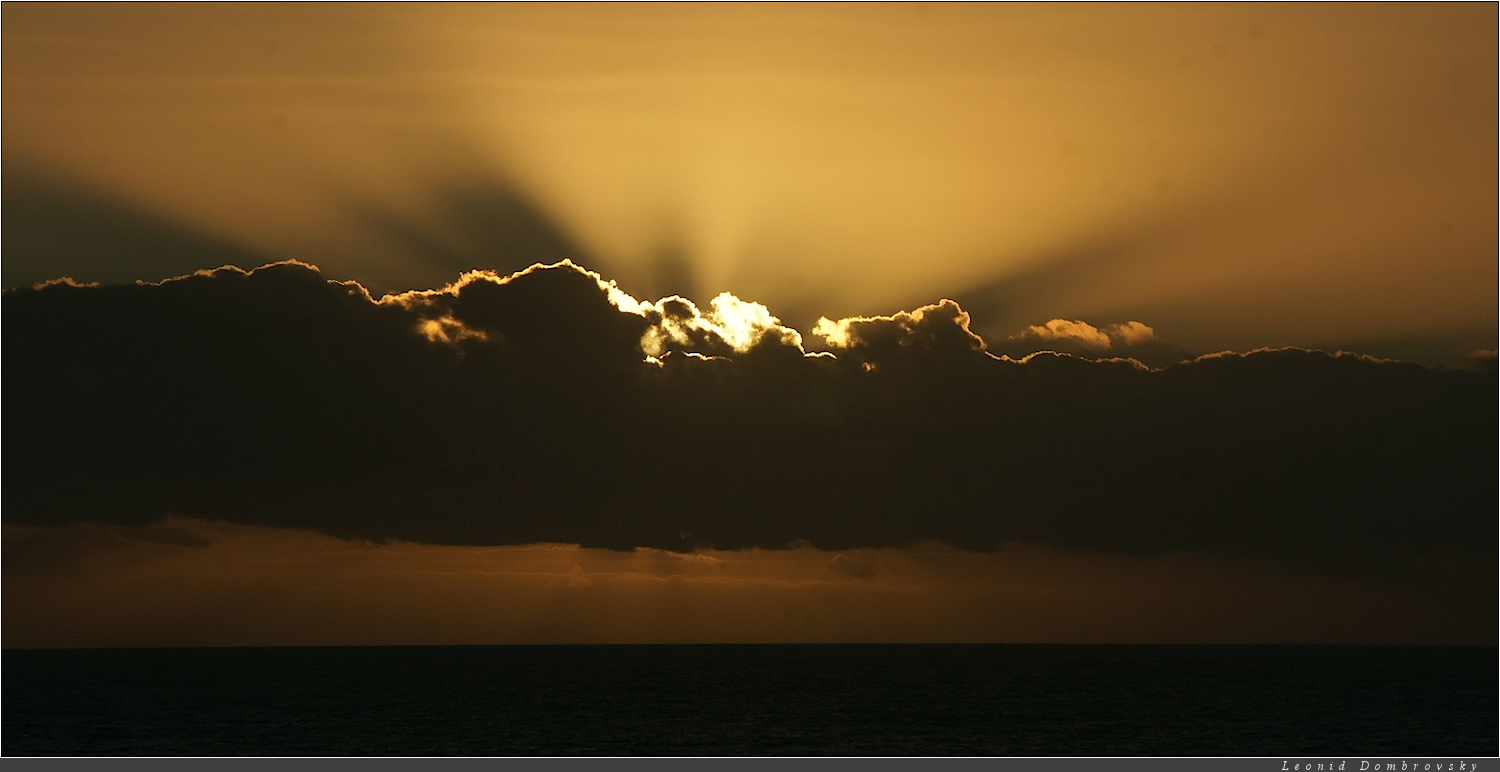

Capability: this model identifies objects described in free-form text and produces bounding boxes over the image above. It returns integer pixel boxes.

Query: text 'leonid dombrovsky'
[1283,763,1479,771]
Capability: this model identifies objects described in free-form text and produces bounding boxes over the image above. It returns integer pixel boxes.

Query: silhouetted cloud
[4,261,1493,570]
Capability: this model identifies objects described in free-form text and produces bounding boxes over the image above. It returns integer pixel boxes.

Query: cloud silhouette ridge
[5,260,1494,566]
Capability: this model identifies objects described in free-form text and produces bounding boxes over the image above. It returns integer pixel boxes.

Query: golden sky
[5,3,1495,359]
[3,4,1495,647]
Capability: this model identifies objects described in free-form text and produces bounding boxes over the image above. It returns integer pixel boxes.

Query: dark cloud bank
[5,261,1494,569]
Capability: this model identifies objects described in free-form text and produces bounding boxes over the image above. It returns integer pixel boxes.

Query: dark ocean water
[3,644,1494,756]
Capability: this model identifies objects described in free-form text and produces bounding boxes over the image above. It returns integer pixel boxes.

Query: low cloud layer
[8,518,1492,647]
[5,261,1494,568]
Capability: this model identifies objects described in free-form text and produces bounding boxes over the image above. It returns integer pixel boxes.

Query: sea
[3,644,1494,756]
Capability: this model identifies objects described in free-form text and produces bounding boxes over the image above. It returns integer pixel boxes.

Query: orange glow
[5,519,1492,648]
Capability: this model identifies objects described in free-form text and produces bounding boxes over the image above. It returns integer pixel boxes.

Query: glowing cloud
[812,299,987,356]
[1108,321,1157,347]
[998,318,1165,362]
[706,293,802,353]
[637,292,805,358]
[1020,319,1113,349]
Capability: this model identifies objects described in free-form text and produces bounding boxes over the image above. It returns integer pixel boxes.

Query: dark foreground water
[3,644,1494,756]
